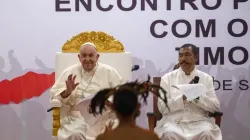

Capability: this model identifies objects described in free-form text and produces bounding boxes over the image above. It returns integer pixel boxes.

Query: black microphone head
[134,65,139,70]
[132,65,140,71]
[193,76,199,83]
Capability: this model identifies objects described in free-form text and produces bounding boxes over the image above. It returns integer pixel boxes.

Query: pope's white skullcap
[81,42,97,49]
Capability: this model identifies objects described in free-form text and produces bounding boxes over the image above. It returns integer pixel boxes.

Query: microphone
[189,76,200,100]
[189,76,199,84]
[132,65,140,71]
[47,108,53,112]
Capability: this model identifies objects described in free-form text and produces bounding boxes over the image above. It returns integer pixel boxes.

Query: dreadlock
[89,75,168,117]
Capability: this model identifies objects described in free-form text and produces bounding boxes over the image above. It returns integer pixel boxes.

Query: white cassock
[50,62,123,140]
[155,68,222,140]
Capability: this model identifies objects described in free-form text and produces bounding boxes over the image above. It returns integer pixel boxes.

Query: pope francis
[50,42,123,140]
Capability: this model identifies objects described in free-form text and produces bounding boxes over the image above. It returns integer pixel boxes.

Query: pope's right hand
[61,74,79,98]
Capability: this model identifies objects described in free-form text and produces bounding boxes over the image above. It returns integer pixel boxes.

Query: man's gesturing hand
[61,74,79,98]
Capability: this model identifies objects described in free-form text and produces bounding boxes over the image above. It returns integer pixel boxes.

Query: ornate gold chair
[49,31,126,139]
[147,77,223,131]
[61,31,124,53]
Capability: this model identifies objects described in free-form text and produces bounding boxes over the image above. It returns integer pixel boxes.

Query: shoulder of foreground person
[149,132,161,140]
[96,133,106,140]
[139,128,160,140]
[148,132,160,140]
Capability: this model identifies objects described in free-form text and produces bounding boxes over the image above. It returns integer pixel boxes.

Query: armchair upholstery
[146,77,223,131]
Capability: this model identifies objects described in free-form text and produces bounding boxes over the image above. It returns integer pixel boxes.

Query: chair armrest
[47,99,62,112]
[147,112,156,131]
[51,99,62,108]
[49,99,63,137]
[208,111,223,117]
[214,111,223,116]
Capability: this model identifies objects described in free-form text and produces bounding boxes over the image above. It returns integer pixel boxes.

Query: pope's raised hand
[61,74,79,98]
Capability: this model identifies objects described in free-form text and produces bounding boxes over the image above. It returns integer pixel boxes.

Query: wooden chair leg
[52,108,61,136]
[215,116,221,127]
[147,113,156,131]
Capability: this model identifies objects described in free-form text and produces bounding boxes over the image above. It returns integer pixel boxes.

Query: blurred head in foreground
[89,76,168,123]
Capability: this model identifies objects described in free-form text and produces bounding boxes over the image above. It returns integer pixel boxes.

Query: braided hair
[89,75,168,117]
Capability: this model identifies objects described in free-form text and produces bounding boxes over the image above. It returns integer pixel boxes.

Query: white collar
[178,67,198,77]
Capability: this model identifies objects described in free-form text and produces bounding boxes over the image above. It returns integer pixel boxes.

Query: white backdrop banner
[0,0,249,140]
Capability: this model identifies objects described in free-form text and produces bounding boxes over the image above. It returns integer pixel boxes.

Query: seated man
[50,42,123,140]
[154,44,222,140]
